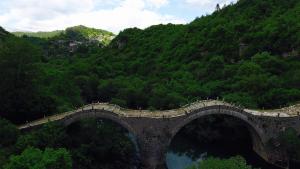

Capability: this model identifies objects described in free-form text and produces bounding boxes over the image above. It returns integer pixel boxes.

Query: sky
[0,0,237,33]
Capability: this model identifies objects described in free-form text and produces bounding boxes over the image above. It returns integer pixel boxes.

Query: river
[127,114,299,169]
[166,129,282,169]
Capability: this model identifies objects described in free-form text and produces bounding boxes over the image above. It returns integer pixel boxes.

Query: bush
[186,156,255,169]
[0,118,19,148]
[4,147,72,169]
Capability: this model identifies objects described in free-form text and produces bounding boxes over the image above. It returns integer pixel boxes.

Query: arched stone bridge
[19,100,300,169]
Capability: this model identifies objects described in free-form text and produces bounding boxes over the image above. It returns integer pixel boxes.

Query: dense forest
[13,30,64,38]
[1,0,300,124]
[0,0,300,168]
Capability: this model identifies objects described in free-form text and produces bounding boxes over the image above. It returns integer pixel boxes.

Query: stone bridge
[19,100,300,169]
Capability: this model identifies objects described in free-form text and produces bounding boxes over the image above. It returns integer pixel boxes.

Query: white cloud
[185,0,236,12]
[186,0,235,5]
[146,0,169,8]
[0,0,183,33]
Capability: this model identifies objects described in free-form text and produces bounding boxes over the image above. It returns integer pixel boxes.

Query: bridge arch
[171,105,265,142]
[166,105,268,164]
[61,109,137,136]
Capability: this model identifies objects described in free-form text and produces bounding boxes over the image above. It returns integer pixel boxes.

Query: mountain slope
[88,0,300,109]
[13,30,63,38]
[13,25,115,46]
[1,0,300,123]
[0,26,10,39]
[15,26,115,57]
[63,25,115,45]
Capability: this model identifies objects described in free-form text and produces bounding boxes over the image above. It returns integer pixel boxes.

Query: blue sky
[0,0,237,33]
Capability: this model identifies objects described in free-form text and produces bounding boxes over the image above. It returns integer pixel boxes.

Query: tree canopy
[4,147,72,169]
[0,0,300,123]
[186,156,255,169]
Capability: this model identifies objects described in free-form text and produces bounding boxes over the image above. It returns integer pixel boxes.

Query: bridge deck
[18,100,300,130]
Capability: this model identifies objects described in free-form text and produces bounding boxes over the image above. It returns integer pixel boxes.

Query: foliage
[15,123,67,152]
[0,27,9,39]
[13,25,114,45]
[13,30,63,38]
[0,118,19,148]
[20,0,298,111]
[64,25,115,45]
[2,1,300,166]
[186,156,255,169]
[1,0,300,122]
[0,118,137,169]
[65,119,137,169]
[4,147,72,169]
[13,120,137,169]
[0,118,19,167]
[0,1,299,168]
[0,36,56,123]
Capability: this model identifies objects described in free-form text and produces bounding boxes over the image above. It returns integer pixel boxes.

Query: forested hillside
[97,0,300,110]
[13,30,63,38]
[1,0,300,168]
[0,0,300,125]
[13,25,114,44]
[15,26,115,58]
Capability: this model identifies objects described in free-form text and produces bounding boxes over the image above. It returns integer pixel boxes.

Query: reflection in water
[166,152,197,169]
[166,115,282,169]
[166,135,281,169]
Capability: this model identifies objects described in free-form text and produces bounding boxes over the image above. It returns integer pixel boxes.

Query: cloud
[146,0,169,8]
[186,0,235,6]
[185,0,236,11]
[0,0,183,33]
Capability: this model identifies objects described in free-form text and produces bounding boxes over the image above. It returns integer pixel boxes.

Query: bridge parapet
[75,100,300,118]
[18,100,300,130]
[245,103,300,117]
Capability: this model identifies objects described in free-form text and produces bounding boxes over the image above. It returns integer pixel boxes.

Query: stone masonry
[19,100,300,169]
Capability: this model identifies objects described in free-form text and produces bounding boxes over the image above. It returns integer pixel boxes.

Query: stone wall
[19,103,300,169]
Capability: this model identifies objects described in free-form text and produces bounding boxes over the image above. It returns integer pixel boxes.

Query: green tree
[223,93,257,108]
[15,123,67,152]
[261,88,300,108]
[66,119,136,169]
[251,52,287,75]
[0,118,19,168]
[0,37,55,123]
[0,118,19,148]
[4,147,72,169]
[187,156,255,169]
[1,0,300,119]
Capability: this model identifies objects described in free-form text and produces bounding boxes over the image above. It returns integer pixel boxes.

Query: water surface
[166,134,281,169]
